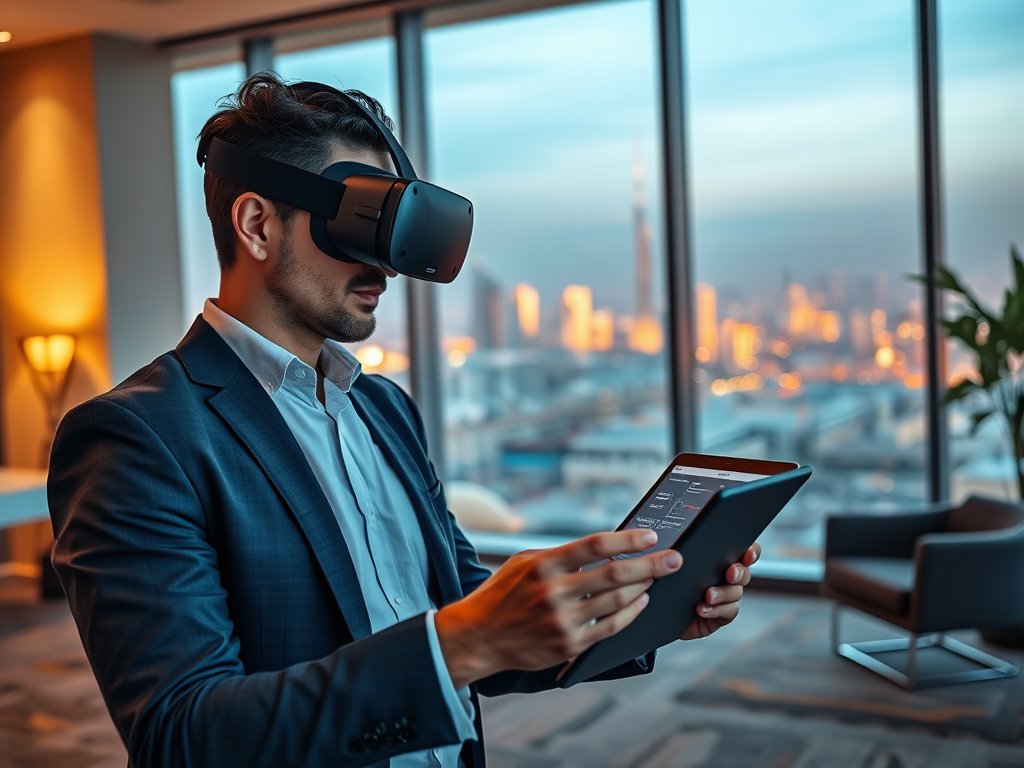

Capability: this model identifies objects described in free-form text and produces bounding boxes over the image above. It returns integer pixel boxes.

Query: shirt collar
[202,299,362,401]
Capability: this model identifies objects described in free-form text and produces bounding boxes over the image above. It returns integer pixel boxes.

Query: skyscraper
[472,265,506,349]
[515,283,540,341]
[696,283,718,362]
[562,285,593,352]
[628,142,663,355]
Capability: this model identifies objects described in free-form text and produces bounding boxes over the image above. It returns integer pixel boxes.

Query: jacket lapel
[349,387,464,605]
[177,318,373,639]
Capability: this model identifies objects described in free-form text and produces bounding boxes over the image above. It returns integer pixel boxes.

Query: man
[48,74,758,768]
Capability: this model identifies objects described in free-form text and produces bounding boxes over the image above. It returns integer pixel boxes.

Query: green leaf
[969,409,995,436]
[942,378,978,405]
[1013,244,1024,294]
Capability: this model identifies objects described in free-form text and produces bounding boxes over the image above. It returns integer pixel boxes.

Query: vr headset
[199,82,472,284]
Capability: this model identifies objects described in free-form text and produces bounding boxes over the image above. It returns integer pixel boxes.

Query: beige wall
[0,34,181,565]
[0,36,114,562]
[0,36,114,472]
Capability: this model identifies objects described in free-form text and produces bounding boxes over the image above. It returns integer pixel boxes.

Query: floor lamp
[21,334,76,469]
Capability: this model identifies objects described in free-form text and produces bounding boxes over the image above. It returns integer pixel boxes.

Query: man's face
[265,145,396,345]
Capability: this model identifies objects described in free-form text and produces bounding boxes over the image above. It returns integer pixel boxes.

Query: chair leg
[830,601,841,652]
[906,633,917,689]
[834,608,1020,689]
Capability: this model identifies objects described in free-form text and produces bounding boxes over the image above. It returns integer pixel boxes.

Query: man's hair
[196,72,394,271]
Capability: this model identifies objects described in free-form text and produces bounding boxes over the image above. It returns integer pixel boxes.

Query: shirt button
[394,596,403,606]
[295,369,306,379]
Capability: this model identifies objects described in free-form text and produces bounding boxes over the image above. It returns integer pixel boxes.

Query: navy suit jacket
[48,317,651,768]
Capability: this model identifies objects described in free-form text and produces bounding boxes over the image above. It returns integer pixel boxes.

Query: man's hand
[435,530,682,689]
[680,542,760,641]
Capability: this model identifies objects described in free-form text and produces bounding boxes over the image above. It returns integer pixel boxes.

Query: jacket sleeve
[49,397,467,768]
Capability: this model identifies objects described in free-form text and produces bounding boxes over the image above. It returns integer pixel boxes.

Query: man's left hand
[680,542,760,641]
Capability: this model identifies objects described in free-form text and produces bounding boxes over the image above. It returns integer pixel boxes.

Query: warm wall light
[23,334,76,374]
[0,32,12,43]
[21,334,77,467]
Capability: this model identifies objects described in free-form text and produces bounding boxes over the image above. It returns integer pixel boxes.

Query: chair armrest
[825,507,951,559]
[913,523,1024,632]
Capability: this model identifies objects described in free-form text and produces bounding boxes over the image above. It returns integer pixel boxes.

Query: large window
[687,0,926,567]
[940,0,1024,502]
[172,62,246,328]
[426,0,671,535]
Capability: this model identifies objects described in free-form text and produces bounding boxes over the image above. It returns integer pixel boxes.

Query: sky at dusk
[171,0,1024,341]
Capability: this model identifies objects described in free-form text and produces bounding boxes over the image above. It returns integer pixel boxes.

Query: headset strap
[289,81,418,179]
[203,137,344,219]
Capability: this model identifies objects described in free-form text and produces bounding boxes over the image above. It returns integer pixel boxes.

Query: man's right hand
[434,530,682,689]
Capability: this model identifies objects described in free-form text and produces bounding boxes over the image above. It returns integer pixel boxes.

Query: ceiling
[0,0,379,52]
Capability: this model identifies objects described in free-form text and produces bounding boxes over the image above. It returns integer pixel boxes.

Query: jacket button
[375,722,389,736]
[398,726,416,743]
[363,734,380,752]
[348,738,365,755]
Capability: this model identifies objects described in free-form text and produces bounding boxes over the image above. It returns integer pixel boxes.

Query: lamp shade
[22,334,76,374]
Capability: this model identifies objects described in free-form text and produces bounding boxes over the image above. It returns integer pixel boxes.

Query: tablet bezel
[613,452,799,534]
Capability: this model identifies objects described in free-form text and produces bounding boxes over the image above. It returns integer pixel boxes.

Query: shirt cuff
[424,610,478,743]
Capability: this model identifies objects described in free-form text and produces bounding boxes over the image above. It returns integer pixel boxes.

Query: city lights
[444,336,477,355]
[628,315,663,355]
[561,285,593,352]
[448,349,467,367]
[355,344,385,368]
[592,309,615,352]
[515,283,540,339]
[875,346,896,369]
[696,283,718,362]
[778,372,802,390]
[710,373,765,396]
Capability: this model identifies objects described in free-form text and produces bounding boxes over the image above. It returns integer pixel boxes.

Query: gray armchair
[821,496,1024,688]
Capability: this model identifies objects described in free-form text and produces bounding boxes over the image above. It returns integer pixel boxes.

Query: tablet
[557,453,811,688]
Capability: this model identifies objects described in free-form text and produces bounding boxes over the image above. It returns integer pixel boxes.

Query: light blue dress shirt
[204,300,476,767]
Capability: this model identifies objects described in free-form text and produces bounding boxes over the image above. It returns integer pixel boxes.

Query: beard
[267,227,385,344]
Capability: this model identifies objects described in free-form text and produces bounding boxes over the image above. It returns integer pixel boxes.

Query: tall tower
[628,140,663,355]
[562,285,593,352]
[472,265,505,349]
[633,145,652,319]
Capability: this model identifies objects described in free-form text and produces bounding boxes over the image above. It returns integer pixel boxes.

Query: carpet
[676,607,1024,743]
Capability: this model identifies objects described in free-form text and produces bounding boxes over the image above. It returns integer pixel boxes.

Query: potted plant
[916,244,1024,647]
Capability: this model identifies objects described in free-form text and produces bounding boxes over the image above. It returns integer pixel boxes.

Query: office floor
[1,578,1023,768]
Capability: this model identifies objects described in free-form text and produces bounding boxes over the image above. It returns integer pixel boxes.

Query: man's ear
[231,193,275,263]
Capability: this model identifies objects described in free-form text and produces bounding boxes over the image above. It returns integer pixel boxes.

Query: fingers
[562,549,682,599]
[742,542,761,566]
[573,581,652,624]
[579,591,651,647]
[695,600,740,624]
[548,529,660,572]
[724,562,752,586]
[704,584,743,606]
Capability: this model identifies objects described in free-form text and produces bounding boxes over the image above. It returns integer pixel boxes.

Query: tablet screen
[618,465,768,557]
